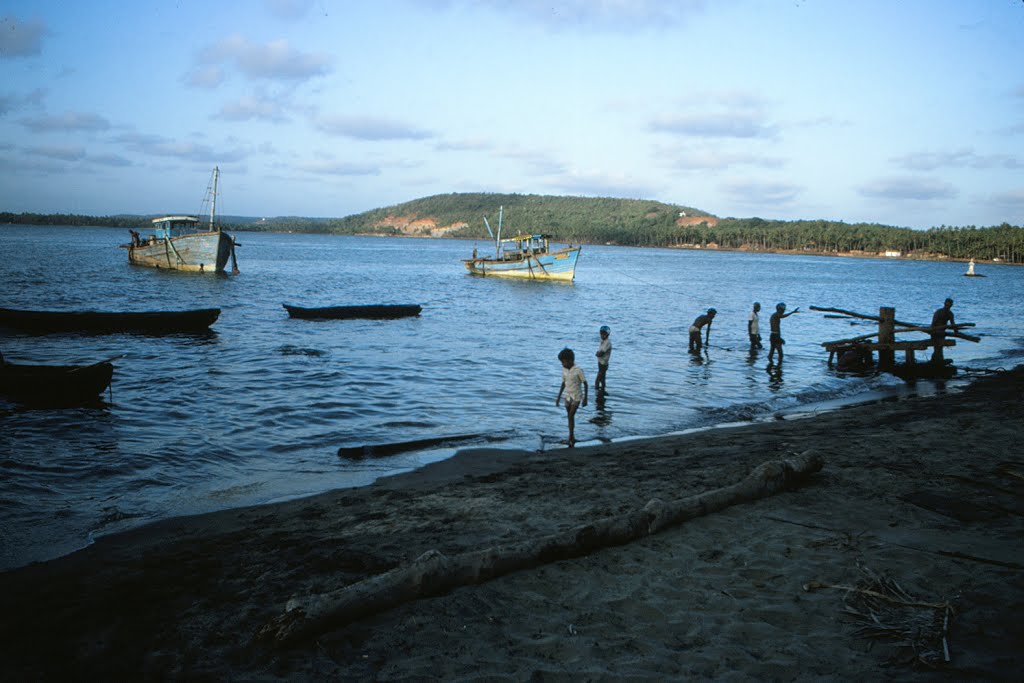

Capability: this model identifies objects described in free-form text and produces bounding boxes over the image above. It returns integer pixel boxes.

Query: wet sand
[1,367,1022,681]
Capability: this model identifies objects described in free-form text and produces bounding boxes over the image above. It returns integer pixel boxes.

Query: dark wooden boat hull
[0,307,220,334]
[891,362,957,382]
[283,304,422,320]
[0,361,114,405]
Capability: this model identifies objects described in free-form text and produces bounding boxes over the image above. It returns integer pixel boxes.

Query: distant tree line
[4,194,1022,263]
[671,218,1024,263]
[0,212,145,229]
[0,212,334,235]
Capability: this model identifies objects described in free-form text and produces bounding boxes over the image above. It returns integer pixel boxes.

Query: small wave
[277,345,327,357]
[96,506,148,527]
[206,481,265,501]
[377,420,438,429]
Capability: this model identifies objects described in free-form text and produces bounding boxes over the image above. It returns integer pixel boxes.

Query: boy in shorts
[556,348,588,447]
[595,325,612,393]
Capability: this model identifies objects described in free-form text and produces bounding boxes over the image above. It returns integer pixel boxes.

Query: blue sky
[1,0,1022,229]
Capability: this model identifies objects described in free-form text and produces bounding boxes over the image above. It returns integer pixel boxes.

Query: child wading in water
[595,325,612,393]
[555,348,588,447]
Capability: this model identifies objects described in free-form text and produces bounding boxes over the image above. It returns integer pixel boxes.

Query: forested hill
[4,192,1023,263]
[320,193,1024,263]
[322,193,713,247]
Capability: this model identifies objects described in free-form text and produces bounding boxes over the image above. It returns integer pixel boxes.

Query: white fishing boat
[462,207,580,281]
[121,167,239,274]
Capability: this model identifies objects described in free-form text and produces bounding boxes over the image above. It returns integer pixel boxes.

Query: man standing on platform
[930,298,955,364]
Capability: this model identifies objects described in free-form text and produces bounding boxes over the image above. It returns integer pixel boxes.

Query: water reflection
[589,389,613,428]
[766,361,784,391]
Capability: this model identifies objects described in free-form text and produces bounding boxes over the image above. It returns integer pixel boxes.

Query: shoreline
[0,355,969,575]
[1,365,1022,679]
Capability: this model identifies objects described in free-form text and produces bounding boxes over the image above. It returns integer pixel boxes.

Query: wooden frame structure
[813,306,979,374]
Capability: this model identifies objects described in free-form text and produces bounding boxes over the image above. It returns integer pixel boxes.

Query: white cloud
[0,15,45,58]
[663,145,785,171]
[89,153,132,167]
[0,88,46,116]
[989,188,1024,211]
[495,147,566,175]
[314,115,433,141]
[550,169,659,199]
[461,0,710,31]
[185,65,225,89]
[892,149,1021,171]
[216,96,290,123]
[265,0,315,21]
[435,138,494,152]
[650,111,779,140]
[19,111,110,133]
[26,145,85,161]
[113,132,249,163]
[298,160,381,176]
[721,179,802,207]
[197,35,331,82]
[857,176,958,201]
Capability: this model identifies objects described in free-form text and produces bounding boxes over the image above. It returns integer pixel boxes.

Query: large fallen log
[260,450,823,647]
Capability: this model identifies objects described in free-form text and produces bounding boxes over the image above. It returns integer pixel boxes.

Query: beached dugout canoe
[0,357,114,405]
[0,307,220,334]
[283,304,422,320]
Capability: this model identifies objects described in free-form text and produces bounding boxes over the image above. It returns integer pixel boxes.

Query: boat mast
[209,166,219,232]
[496,205,503,256]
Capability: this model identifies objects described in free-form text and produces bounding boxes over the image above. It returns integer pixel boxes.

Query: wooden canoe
[283,303,422,320]
[891,362,957,382]
[0,358,114,405]
[0,307,220,334]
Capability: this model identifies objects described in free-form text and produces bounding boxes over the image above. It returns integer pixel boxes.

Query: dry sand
[1,367,1022,681]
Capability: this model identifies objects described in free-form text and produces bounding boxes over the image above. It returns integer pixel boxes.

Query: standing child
[748,302,762,350]
[767,302,800,363]
[595,325,612,393]
[555,348,588,447]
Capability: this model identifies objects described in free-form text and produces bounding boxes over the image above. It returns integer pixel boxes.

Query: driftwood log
[260,450,823,647]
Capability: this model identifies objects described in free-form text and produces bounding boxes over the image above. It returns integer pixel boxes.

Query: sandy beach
[1,366,1022,681]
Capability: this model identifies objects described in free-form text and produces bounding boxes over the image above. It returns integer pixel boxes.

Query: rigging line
[599,262,692,297]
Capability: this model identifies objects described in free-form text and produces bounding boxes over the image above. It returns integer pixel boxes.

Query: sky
[1,0,1022,229]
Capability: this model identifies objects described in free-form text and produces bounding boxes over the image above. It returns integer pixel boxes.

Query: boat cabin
[150,215,211,239]
[495,234,551,261]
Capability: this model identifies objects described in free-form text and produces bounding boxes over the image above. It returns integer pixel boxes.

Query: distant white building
[883,250,902,258]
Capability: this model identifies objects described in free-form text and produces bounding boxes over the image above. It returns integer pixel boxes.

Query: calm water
[2,224,1022,570]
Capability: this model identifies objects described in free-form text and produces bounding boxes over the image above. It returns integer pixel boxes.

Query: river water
[2,224,1022,570]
